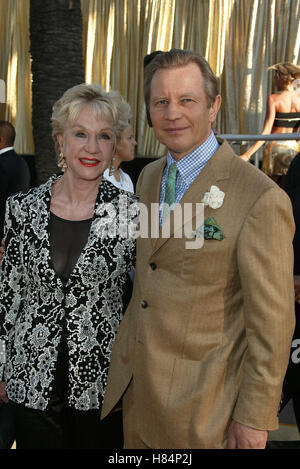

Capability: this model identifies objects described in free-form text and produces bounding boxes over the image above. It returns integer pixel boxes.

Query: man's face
[149,62,221,160]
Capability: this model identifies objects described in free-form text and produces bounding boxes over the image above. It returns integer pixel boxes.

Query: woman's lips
[79,158,100,167]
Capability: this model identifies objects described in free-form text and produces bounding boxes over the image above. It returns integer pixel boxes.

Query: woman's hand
[240,154,250,162]
[0,239,5,262]
[0,381,9,403]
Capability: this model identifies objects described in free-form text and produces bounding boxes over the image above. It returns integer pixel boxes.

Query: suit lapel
[138,157,166,250]
[150,141,234,255]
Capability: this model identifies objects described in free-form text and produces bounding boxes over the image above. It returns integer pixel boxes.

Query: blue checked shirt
[159,131,220,224]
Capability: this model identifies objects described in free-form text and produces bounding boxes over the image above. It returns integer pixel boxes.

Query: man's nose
[164,102,181,120]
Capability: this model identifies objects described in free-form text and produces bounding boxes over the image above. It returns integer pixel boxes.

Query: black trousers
[5,337,124,449]
[8,398,123,449]
[0,402,15,449]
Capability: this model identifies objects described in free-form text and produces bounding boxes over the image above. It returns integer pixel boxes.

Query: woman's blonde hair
[268,62,300,85]
[51,83,131,159]
[107,89,132,141]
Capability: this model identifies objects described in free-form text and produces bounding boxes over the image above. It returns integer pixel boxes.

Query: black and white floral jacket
[0,175,138,411]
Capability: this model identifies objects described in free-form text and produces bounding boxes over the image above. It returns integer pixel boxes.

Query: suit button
[141,300,148,309]
[150,262,157,270]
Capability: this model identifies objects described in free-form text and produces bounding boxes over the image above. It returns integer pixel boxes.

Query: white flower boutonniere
[201,185,225,209]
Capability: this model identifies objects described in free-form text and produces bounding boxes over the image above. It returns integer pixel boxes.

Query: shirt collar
[0,146,14,155]
[166,131,219,185]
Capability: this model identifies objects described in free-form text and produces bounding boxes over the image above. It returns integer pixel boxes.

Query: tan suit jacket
[102,141,295,448]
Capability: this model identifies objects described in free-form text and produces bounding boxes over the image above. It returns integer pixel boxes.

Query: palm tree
[30,0,84,184]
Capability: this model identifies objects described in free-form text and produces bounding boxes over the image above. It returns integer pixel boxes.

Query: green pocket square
[191,217,224,241]
[203,217,224,240]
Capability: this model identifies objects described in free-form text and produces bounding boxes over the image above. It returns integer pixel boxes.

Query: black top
[48,210,134,402]
[49,212,93,283]
[273,111,300,129]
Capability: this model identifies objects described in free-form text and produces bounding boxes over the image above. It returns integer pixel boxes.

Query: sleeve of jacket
[135,168,145,195]
[123,193,139,271]
[0,196,26,380]
[233,186,295,430]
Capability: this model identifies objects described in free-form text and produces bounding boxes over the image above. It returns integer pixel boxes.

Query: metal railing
[218,133,300,167]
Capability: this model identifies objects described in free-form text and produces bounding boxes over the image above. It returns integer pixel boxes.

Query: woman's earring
[57,152,68,172]
[109,157,115,176]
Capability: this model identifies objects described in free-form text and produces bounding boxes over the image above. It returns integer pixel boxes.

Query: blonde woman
[241,62,300,185]
[0,84,137,449]
[104,93,137,193]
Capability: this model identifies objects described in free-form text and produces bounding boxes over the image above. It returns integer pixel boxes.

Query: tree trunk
[30,0,84,184]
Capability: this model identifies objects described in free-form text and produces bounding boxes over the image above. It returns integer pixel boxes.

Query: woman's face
[115,125,137,162]
[57,105,115,182]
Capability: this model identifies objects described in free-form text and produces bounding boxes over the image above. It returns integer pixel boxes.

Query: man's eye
[156,100,168,106]
[75,132,85,138]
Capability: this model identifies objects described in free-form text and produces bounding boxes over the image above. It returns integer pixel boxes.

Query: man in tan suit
[102,49,295,449]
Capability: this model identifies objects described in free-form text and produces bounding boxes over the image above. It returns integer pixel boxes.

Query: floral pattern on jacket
[0,175,138,411]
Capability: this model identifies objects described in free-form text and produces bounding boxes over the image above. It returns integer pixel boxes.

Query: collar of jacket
[44,172,126,206]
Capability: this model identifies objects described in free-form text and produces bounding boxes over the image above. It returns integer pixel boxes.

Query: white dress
[104,168,136,281]
[103,168,134,193]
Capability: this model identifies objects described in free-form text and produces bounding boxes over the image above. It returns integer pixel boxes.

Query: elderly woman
[104,92,137,193]
[0,84,138,449]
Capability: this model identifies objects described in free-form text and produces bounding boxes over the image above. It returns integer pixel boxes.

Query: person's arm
[240,95,277,161]
[229,187,295,448]
[0,381,8,403]
[122,194,139,272]
[294,275,300,301]
[0,197,25,387]
[135,165,146,196]
[284,154,300,297]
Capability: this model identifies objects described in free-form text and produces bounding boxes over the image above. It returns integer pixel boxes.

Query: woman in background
[240,62,300,186]
[104,93,137,193]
